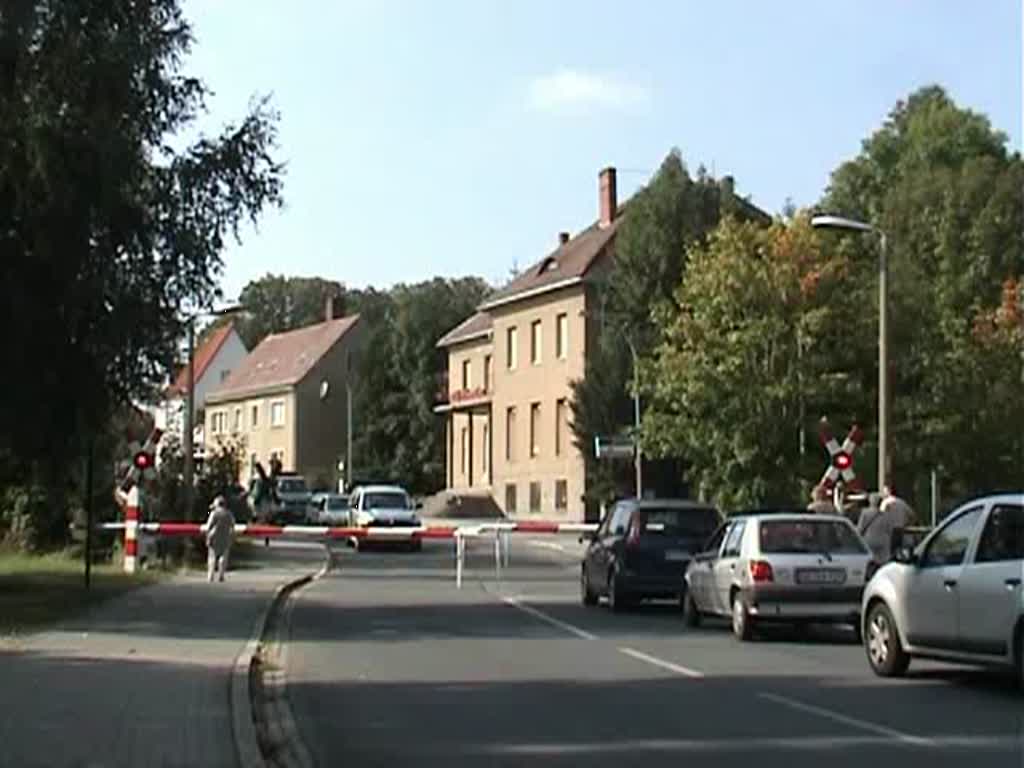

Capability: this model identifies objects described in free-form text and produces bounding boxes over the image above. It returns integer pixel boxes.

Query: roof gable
[167,322,240,397]
[208,315,360,401]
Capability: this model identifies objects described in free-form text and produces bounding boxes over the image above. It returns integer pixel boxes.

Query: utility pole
[84,437,94,590]
[183,317,196,527]
[878,232,890,492]
[346,382,353,489]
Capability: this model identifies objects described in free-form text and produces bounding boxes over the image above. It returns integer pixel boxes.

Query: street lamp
[811,214,889,492]
[182,303,244,524]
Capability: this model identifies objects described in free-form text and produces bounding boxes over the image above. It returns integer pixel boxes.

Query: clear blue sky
[181,0,1022,300]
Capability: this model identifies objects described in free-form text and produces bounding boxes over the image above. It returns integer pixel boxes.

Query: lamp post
[625,337,643,500]
[182,304,243,525]
[811,214,889,491]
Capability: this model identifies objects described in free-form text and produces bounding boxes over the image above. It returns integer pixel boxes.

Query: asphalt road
[284,536,1024,767]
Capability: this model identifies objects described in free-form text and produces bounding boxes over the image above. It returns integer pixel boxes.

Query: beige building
[435,167,623,521]
[205,297,364,487]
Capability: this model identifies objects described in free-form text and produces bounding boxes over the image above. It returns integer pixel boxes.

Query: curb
[231,551,331,768]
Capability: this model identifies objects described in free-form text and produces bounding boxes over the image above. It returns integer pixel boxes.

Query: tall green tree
[641,216,863,510]
[819,85,1023,505]
[0,1,283,546]
[230,275,347,349]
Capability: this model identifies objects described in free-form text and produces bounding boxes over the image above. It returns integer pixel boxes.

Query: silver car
[861,493,1023,683]
[683,512,875,641]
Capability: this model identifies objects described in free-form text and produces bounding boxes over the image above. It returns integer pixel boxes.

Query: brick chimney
[599,167,617,228]
[558,231,570,246]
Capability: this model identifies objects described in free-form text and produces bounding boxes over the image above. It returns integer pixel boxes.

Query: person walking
[205,495,236,582]
[806,485,836,514]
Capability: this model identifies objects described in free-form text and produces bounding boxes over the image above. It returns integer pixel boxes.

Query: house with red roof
[150,321,249,451]
[204,297,364,488]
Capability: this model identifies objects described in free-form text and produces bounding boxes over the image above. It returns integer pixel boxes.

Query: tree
[640,216,863,510]
[571,150,769,505]
[0,1,283,547]
[819,85,1023,505]
[232,275,346,349]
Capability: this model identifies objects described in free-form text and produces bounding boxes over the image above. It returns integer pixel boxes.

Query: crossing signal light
[133,451,155,471]
[834,452,852,470]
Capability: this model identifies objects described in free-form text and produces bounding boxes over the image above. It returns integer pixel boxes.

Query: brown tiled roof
[436,312,493,348]
[167,322,238,397]
[478,214,622,310]
[207,315,359,402]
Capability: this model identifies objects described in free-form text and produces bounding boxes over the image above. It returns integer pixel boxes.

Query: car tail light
[749,560,774,583]
[865,560,880,582]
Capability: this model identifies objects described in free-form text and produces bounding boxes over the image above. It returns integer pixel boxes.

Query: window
[529,403,540,457]
[530,320,542,364]
[505,483,517,514]
[483,355,492,391]
[250,404,259,429]
[637,507,720,540]
[529,482,541,513]
[974,505,1024,563]
[505,407,516,461]
[270,400,285,427]
[554,479,568,511]
[460,427,469,476]
[506,326,518,369]
[461,358,471,390]
[722,520,746,557]
[220,369,230,382]
[610,503,633,535]
[922,507,984,567]
[363,491,411,510]
[211,410,226,434]
[702,523,729,556]
[555,399,567,456]
[482,424,490,476]
[759,519,868,555]
[233,407,242,432]
[556,313,568,359]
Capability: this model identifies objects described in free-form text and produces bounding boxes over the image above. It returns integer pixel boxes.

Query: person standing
[858,492,894,563]
[806,485,836,514]
[882,482,914,555]
[205,495,236,582]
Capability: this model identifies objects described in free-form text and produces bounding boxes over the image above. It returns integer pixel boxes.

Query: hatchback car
[683,512,876,641]
[581,499,721,611]
[861,493,1023,683]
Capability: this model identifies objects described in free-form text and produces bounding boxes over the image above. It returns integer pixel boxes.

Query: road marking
[617,646,704,678]
[528,540,570,553]
[757,692,932,746]
[500,596,597,640]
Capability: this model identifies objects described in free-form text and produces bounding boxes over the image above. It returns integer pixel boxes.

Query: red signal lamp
[133,451,155,471]
[834,452,852,470]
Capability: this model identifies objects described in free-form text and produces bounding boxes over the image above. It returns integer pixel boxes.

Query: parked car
[581,499,721,612]
[273,473,313,524]
[313,493,352,526]
[349,484,423,551]
[861,493,1023,684]
[683,511,876,641]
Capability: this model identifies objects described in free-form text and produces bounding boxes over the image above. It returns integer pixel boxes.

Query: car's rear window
[364,492,410,509]
[327,497,349,510]
[759,519,867,554]
[639,507,719,538]
[279,479,307,493]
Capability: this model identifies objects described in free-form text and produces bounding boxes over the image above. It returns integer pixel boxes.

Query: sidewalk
[0,546,323,768]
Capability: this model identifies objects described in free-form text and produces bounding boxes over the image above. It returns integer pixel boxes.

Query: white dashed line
[617,646,705,678]
[527,540,570,554]
[500,596,597,640]
[757,692,933,746]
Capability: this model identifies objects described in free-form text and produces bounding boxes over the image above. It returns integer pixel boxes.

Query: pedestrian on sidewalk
[881,482,915,558]
[806,484,836,514]
[205,495,236,582]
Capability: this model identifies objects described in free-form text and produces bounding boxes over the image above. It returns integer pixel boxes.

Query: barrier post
[455,533,464,589]
[501,530,511,568]
[124,486,140,574]
[493,532,502,580]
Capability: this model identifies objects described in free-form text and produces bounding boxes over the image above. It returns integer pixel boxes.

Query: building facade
[436,167,621,521]
[205,298,364,488]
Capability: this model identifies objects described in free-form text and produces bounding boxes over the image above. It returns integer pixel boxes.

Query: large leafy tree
[227,275,347,349]
[641,216,863,510]
[571,150,769,507]
[819,85,1023,505]
[0,1,283,543]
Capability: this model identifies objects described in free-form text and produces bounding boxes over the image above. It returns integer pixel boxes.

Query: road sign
[818,417,864,492]
[594,435,635,460]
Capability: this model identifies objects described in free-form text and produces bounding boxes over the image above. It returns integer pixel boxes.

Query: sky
[180,0,1023,300]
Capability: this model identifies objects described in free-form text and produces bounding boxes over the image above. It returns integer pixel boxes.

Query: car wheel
[581,567,598,607]
[731,592,755,641]
[865,602,910,677]
[682,588,701,628]
[608,569,629,613]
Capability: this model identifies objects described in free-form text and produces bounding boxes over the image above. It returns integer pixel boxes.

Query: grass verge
[0,549,160,637]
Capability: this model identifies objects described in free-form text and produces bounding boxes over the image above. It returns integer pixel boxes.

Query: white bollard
[501,530,511,567]
[455,534,464,589]
[493,532,502,580]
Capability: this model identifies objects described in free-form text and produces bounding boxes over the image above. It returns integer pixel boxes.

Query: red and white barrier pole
[124,486,140,574]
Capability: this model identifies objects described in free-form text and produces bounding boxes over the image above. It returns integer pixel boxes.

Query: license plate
[664,550,690,562]
[796,568,846,585]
